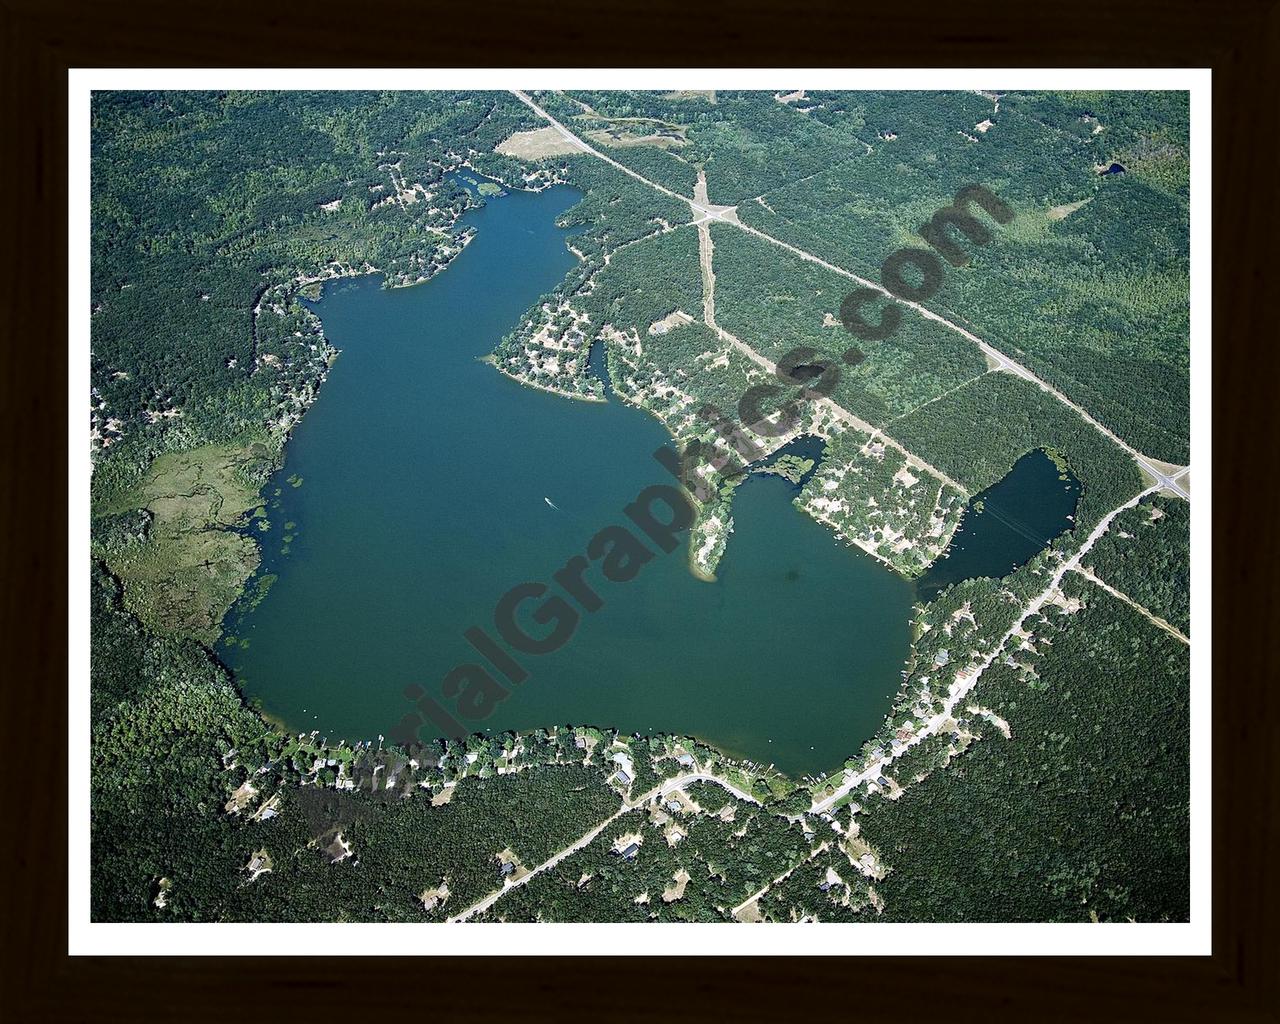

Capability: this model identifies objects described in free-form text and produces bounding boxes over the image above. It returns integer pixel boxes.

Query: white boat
[544,497,558,510]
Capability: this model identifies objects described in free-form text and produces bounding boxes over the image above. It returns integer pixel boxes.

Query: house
[664,799,682,814]
[876,776,889,787]
[615,842,640,861]
[609,750,635,785]
[677,753,695,767]
[499,861,515,877]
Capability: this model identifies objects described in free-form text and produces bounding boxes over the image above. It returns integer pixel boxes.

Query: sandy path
[1072,565,1190,645]
[731,841,830,920]
[695,171,718,329]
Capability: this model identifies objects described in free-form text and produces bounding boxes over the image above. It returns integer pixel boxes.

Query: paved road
[446,769,757,922]
[651,771,760,806]
[810,485,1163,814]
[512,90,1190,501]
[446,804,627,923]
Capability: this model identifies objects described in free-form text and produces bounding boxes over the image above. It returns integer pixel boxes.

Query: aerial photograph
[88,86,1192,926]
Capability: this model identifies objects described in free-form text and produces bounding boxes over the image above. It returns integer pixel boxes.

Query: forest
[575,224,703,333]
[1083,493,1191,635]
[856,575,1190,922]
[554,155,692,267]
[217,764,621,922]
[889,370,1145,539]
[732,90,1190,463]
[475,795,813,922]
[710,224,991,427]
[91,561,278,921]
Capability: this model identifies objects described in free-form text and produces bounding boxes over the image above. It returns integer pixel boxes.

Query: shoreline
[687,551,717,582]
[480,354,607,403]
[193,165,922,795]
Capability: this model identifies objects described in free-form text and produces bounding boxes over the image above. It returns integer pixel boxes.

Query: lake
[225,177,1071,777]
[917,448,1081,602]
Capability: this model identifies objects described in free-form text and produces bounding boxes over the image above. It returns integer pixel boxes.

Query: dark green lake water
[226,178,1072,777]
[917,448,1081,602]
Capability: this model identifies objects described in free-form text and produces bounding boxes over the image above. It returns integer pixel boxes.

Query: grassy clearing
[495,126,583,160]
[97,441,268,643]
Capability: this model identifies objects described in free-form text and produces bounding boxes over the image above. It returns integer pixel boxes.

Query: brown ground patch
[662,868,692,903]
[663,90,716,104]
[420,881,450,912]
[495,847,529,883]
[1048,197,1093,221]
[586,127,686,150]
[495,127,581,160]
[1144,455,1188,478]
[224,780,257,815]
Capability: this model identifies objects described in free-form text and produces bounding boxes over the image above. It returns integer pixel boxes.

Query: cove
[225,177,917,777]
[916,448,1082,603]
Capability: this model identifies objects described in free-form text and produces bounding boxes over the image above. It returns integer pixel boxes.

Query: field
[95,443,268,642]
[496,126,582,160]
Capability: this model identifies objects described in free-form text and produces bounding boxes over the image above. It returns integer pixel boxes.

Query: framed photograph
[4,1,1275,1018]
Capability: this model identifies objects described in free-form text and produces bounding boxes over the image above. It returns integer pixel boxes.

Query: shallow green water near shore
[226,178,1071,777]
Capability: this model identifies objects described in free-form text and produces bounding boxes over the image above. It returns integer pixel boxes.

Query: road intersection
[511,90,1191,501]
